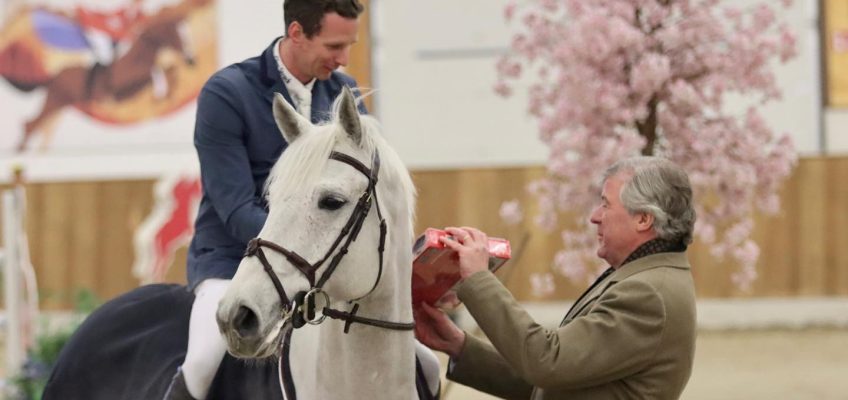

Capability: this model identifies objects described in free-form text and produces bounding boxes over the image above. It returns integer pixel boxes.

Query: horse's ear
[273,92,311,143]
[338,86,362,145]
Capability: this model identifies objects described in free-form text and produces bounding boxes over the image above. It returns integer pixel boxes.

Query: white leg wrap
[181,279,230,399]
[415,339,442,396]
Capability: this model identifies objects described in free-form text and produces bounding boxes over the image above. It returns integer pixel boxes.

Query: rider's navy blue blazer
[187,38,365,289]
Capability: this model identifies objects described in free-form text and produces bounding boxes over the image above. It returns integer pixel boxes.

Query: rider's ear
[338,86,362,145]
[287,21,304,42]
[273,92,311,143]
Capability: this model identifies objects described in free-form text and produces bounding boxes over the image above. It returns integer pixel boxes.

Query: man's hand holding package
[414,227,490,358]
[414,302,465,358]
[440,227,490,279]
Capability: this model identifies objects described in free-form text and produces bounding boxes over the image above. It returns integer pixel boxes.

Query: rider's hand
[413,303,465,358]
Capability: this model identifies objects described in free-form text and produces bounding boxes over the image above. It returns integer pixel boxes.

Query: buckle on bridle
[291,288,330,328]
[304,288,330,325]
[244,238,260,257]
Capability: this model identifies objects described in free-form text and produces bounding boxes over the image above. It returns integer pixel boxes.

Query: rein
[243,149,414,334]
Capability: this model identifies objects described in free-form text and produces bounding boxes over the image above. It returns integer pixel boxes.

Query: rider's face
[293,12,359,82]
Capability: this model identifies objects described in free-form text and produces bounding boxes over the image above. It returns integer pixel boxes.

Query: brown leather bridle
[243,149,414,334]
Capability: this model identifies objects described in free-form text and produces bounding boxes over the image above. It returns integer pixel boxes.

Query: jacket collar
[609,252,690,282]
[260,37,296,106]
[561,252,689,323]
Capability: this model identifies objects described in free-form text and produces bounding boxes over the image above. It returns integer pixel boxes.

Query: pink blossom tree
[496,0,798,291]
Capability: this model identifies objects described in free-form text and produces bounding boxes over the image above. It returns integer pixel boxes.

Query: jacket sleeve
[457,271,666,391]
[447,334,534,399]
[194,75,267,244]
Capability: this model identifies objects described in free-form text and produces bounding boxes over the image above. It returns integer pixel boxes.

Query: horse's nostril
[233,305,260,339]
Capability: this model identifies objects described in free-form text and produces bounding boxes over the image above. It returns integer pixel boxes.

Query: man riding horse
[167,1,440,399]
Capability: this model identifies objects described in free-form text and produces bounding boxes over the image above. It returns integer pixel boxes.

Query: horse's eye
[318,196,347,210]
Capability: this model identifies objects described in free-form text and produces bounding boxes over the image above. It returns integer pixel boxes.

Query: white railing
[2,168,39,379]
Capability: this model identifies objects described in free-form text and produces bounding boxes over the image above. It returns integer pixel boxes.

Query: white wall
[826,110,848,152]
[372,0,545,170]
[0,0,831,182]
[373,0,824,171]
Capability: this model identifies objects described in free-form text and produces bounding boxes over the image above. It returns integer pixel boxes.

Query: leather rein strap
[243,149,413,333]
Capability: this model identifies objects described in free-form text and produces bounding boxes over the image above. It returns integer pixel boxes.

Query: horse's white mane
[264,96,416,229]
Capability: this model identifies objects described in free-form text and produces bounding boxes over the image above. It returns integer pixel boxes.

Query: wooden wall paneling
[95,181,149,304]
[689,241,739,298]
[38,183,73,309]
[750,169,800,297]
[127,180,158,288]
[69,182,101,305]
[15,157,848,308]
[796,159,829,295]
[412,170,461,232]
[164,247,189,285]
[455,168,534,296]
[413,166,587,302]
[497,168,588,301]
[348,0,372,111]
[827,158,848,295]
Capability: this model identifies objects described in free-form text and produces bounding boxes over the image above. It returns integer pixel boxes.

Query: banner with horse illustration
[826,0,848,107]
[0,0,218,182]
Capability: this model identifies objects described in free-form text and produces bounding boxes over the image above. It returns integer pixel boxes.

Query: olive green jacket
[448,252,696,399]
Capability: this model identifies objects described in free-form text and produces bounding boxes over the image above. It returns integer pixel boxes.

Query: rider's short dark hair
[284,0,364,38]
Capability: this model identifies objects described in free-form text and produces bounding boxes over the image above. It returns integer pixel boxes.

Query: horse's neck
[319,317,416,399]
[289,188,417,399]
[291,237,417,400]
[288,304,416,400]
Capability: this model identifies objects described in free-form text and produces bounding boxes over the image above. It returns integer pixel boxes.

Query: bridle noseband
[243,149,414,334]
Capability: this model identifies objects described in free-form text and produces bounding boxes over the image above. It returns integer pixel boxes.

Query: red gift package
[411,228,511,306]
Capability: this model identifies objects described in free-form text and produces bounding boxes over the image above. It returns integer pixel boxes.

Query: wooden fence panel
[2,158,847,309]
[827,158,848,295]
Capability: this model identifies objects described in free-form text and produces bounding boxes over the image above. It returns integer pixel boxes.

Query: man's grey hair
[603,156,696,245]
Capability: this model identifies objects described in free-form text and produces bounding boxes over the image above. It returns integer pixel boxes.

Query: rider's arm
[194,74,267,244]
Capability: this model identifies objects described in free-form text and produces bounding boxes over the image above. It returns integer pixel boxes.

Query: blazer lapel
[562,278,613,323]
[560,253,691,326]
[260,37,297,110]
[267,83,295,109]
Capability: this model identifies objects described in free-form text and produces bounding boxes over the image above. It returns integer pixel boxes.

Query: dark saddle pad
[43,283,438,400]
[42,284,281,400]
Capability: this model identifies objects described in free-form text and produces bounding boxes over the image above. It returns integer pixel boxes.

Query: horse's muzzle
[217,303,262,355]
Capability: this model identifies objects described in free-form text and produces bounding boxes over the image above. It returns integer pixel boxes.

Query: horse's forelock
[264,126,336,204]
[264,107,416,231]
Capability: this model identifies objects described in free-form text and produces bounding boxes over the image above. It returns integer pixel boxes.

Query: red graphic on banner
[133,175,201,283]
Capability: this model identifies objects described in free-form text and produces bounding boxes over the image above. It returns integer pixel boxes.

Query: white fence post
[2,188,23,375]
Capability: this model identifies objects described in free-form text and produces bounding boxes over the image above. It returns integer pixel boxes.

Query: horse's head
[216,88,416,359]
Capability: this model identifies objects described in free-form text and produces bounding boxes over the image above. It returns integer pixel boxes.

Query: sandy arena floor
[440,328,848,400]
[2,325,846,399]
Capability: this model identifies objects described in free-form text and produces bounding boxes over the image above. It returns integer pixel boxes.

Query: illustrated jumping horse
[18,11,196,151]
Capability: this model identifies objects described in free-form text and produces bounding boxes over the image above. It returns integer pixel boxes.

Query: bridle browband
[243,149,414,334]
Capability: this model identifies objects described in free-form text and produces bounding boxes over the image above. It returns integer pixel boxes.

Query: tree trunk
[637,96,659,156]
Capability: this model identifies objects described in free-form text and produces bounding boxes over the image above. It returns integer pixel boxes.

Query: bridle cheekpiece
[243,149,414,334]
